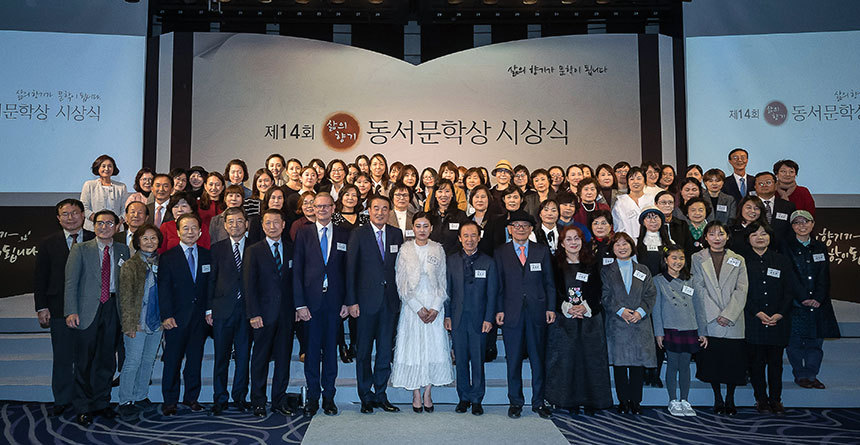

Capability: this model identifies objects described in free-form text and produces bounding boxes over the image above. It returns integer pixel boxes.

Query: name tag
[405,230,415,238]
[767,268,781,278]
[530,263,541,272]
[337,242,347,252]
[575,272,589,282]
[775,212,788,221]
[727,257,741,267]
[647,245,659,252]
[201,264,211,273]
[117,258,125,267]
[475,270,487,278]
[428,255,439,265]
[449,223,460,231]
[633,270,647,281]
[813,253,826,262]
[288,260,293,268]
[151,265,158,273]
[716,204,728,213]
[682,285,694,296]
[603,257,614,265]
[628,209,638,218]
[390,245,398,253]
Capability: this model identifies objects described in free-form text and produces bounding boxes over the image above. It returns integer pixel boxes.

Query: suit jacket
[478,213,510,256]
[445,251,499,331]
[765,197,796,248]
[34,230,94,315]
[690,248,748,339]
[243,238,293,325]
[388,208,415,240]
[207,238,249,321]
[146,201,173,226]
[64,238,130,330]
[742,249,799,345]
[494,241,556,328]
[721,173,755,203]
[158,244,213,326]
[345,223,403,315]
[293,223,349,312]
[600,260,657,367]
[708,192,737,225]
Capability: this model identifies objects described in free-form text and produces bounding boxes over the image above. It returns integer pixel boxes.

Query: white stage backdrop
[190,33,643,171]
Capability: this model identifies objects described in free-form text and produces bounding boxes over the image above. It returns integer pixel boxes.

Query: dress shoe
[770,400,785,415]
[135,399,154,410]
[795,378,815,389]
[182,400,203,412]
[233,400,252,412]
[304,400,319,417]
[51,404,69,416]
[210,403,225,416]
[725,401,737,416]
[273,404,294,416]
[339,345,352,363]
[811,379,826,389]
[713,400,725,415]
[616,401,628,414]
[347,344,357,360]
[253,405,267,417]
[118,403,138,421]
[378,400,400,412]
[485,346,498,363]
[568,406,582,416]
[472,403,484,416]
[75,413,93,427]
[628,401,642,415]
[455,401,471,413]
[508,405,522,418]
[97,407,117,419]
[424,404,434,413]
[322,399,338,416]
[583,407,596,416]
[162,404,177,416]
[360,402,374,414]
[534,404,552,419]
[653,377,664,388]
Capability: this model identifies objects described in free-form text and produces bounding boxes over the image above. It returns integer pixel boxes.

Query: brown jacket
[118,252,157,334]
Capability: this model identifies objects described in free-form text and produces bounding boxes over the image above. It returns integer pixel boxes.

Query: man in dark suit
[721,148,755,203]
[346,195,404,414]
[158,213,212,415]
[444,221,498,416]
[753,171,796,247]
[244,209,294,417]
[494,210,556,419]
[64,210,130,426]
[293,192,350,416]
[206,207,251,415]
[147,173,173,228]
[34,199,94,416]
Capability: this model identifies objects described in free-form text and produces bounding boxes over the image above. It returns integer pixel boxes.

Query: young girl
[653,245,708,416]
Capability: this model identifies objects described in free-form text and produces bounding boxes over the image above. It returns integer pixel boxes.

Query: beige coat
[690,249,748,339]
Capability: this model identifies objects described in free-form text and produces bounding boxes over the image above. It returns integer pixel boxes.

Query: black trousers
[212,298,251,406]
[355,308,396,404]
[250,313,293,408]
[502,316,547,407]
[161,309,208,406]
[452,315,487,403]
[613,366,645,404]
[50,317,77,406]
[73,297,118,414]
[303,306,340,401]
[749,344,785,402]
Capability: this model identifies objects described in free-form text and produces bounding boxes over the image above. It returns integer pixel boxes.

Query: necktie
[100,246,111,303]
[187,247,196,282]
[739,177,746,197]
[376,230,385,259]
[69,233,78,249]
[273,242,282,274]
[145,270,160,331]
[764,200,773,223]
[518,245,526,265]
[234,242,242,298]
[320,227,329,265]
[155,205,163,228]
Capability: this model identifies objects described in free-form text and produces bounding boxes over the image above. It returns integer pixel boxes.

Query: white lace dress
[390,240,455,390]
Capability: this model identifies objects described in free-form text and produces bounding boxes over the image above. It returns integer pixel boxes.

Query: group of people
[32,148,840,427]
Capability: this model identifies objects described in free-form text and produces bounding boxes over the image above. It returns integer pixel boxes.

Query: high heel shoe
[424,404,434,413]
[412,405,423,413]
[339,345,351,364]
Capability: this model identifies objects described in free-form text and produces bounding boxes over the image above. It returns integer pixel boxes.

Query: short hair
[168,168,186,180]
[286,158,303,169]
[369,194,392,209]
[153,173,172,185]
[548,165,565,178]
[530,168,550,182]
[702,220,729,248]
[176,212,202,229]
[224,159,249,182]
[576,177,600,198]
[501,186,524,201]
[736,195,767,225]
[773,159,799,175]
[654,190,675,204]
[167,192,198,214]
[458,220,481,235]
[556,191,578,206]
[684,196,711,218]
[744,221,776,247]
[469,184,490,207]
[595,164,618,189]
[187,165,208,179]
[56,198,84,215]
[679,177,703,201]
[335,184,362,213]
[132,224,163,250]
[132,167,154,193]
[223,206,247,220]
[261,208,284,221]
[224,184,245,199]
[626,166,646,181]
[125,200,149,215]
[400,164,420,185]
[613,161,631,170]
[537,198,559,215]
[390,181,413,201]
[590,209,613,227]
[463,167,486,188]
[93,209,119,225]
[641,160,661,174]
[608,231,636,253]
[300,166,318,181]
[91,154,119,176]
[685,164,704,177]
[297,190,316,215]
[421,167,438,186]
[513,165,531,187]
[703,168,726,182]
[412,211,432,225]
[326,159,347,180]
[755,171,776,182]
[438,160,459,183]
[728,148,748,159]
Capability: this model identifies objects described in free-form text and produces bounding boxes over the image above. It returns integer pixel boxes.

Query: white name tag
[475,270,487,278]
[767,267,781,278]
[603,257,614,265]
[776,212,789,221]
[151,265,158,273]
[716,204,728,213]
[337,242,347,252]
[201,264,211,273]
[117,258,125,267]
[390,245,398,253]
[813,253,826,262]
[289,260,293,268]
[449,223,459,230]
[405,230,415,238]
[530,263,541,272]
[727,257,741,267]
[633,270,647,281]
[575,272,589,282]
[682,285,694,296]
[647,245,659,252]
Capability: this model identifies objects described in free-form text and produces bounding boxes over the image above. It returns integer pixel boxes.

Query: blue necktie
[145,271,161,331]
[376,229,385,259]
[320,227,328,265]
[273,242,282,275]
[186,247,196,282]
[739,177,746,197]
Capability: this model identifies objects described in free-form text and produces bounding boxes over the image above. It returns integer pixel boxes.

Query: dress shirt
[63,229,84,250]
[733,173,747,195]
[266,237,283,262]
[153,200,169,226]
[316,221,333,260]
[512,240,529,259]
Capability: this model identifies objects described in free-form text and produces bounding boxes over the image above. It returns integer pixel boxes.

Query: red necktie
[100,246,111,303]
[518,245,526,266]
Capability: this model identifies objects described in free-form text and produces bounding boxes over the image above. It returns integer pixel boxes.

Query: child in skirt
[653,245,709,416]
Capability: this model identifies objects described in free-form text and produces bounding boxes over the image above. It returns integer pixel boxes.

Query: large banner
[191,33,643,170]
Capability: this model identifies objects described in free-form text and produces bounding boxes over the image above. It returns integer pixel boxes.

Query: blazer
[207,238,249,321]
[157,244,213,326]
[243,238,293,325]
[34,230,94,315]
[600,260,658,367]
[708,192,737,225]
[494,241,556,328]
[743,249,799,345]
[429,207,469,256]
[118,251,157,333]
[782,237,840,339]
[763,197,796,248]
[690,249,748,339]
[388,208,415,240]
[445,251,499,331]
[721,173,755,203]
[652,274,708,337]
[345,223,403,315]
[478,212,511,256]
[64,238,130,330]
[293,223,349,312]
[146,201,173,227]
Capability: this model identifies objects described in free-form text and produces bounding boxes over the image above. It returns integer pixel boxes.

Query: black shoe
[253,405,267,417]
[534,404,552,419]
[713,400,725,415]
[162,404,177,416]
[725,401,737,416]
[455,401,471,413]
[485,346,498,363]
[233,400,252,412]
[182,400,203,412]
[134,399,153,410]
[508,405,522,418]
[322,398,338,416]
[360,402,374,414]
[304,400,319,417]
[629,401,642,415]
[75,413,93,427]
[755,400,772,414]
[118,403,138,421]
[770,400,785,415]
[51,404,69,416]
[583,407,597,416]
[339,345,352,363]
[347,344,357,360]
[412,405,423,413]
[471,403,484,416]
[97,407,117,419]
[568,406,582,416]
[378,400,400,412]
[616,401,628,414]
[210,403,225,416]
[112,377,120,388]
[653,377,664,388]
[424,404,434,413]
[273,404,294,416]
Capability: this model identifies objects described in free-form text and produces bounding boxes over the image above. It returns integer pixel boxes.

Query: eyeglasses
[314,204,333,209]
[791,219,812,225]
[95,221,116,227]
[393,193,409,198]
[656,200,674,206]
[509,223,532,229]
[757,180,774,186]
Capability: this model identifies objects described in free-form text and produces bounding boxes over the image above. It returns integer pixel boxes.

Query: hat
[506,210,535,226]
[493,159,513,175]
[638,206,665,225]
[790,210,814,223]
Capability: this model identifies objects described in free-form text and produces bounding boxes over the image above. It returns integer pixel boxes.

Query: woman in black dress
[589,209,614,270]
[545,225,613,415]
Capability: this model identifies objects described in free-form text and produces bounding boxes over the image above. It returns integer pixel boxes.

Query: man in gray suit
[65,210,130,426]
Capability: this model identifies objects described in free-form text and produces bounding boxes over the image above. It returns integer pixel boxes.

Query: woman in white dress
[612,167,655,240]
[392,212,455,413]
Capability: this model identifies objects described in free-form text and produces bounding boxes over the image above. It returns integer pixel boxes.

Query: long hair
[555,225,595,268]
[199,172,226,211]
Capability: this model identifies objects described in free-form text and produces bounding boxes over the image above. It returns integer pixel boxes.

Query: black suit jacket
[345,223,403,315]
[445,251,499,331]
[478,213,510,256]
[146,201,173,226]
[33,230,95,315]
[293,223,349,312]
[767,197,796,249]
[494,241,556,328]
[721,173,755,203]
[243,238,293,325]
[207,238,249,320]
[158,244,213,326]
